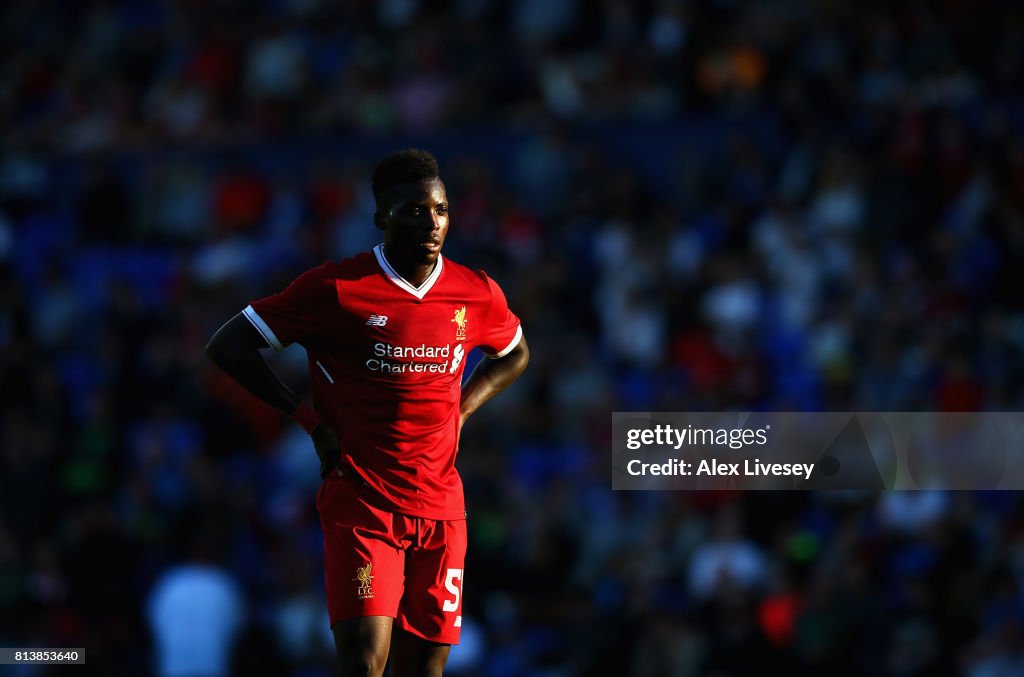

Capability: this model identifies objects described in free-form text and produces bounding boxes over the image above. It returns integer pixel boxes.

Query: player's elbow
[205,333,226,364]
[205,321,240,366]
[206,312,266,364]
[509,336,530,375]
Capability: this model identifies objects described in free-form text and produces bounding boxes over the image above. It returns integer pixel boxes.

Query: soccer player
[205,149,529,676]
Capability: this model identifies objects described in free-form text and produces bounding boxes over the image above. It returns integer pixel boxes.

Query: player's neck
[383,245,438,288]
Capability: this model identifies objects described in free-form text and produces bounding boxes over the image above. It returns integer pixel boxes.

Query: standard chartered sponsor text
[366,342,465,374]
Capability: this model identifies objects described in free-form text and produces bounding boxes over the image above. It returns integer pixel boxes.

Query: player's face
[376,179,449,266]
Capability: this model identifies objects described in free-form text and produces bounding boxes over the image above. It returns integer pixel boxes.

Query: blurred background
[2,0,1024,675]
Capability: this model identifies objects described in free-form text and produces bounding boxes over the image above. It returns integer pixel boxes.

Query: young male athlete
[205,149,529,676]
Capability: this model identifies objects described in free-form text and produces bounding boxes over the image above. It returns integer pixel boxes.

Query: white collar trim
[373,244,443,299]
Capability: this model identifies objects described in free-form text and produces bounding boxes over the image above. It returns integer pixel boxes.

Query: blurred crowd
[3,0,1024,675]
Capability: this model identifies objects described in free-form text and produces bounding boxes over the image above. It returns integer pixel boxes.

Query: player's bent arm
[459,335,529,428]
[206,314,340,477]
[205,312,304,417]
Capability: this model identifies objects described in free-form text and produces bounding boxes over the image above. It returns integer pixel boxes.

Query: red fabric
[290,402,321,434]
[249,247,521,519]
[317,474,466,644]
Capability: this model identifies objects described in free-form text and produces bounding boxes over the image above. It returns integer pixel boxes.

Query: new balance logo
[366,315,388,327]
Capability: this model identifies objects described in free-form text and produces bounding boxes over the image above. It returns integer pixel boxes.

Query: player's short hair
[372,149,440,207]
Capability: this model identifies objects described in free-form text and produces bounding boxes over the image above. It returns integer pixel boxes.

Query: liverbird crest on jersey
[452,306,467,341]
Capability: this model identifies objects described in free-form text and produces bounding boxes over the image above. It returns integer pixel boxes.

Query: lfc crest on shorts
[353,562,375,599]
[452,306,467,341]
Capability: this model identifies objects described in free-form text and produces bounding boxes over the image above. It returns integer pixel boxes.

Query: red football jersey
[244,244,522,519]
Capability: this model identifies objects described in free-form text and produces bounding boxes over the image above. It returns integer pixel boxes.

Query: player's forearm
[206,313,303,416]
[459,337,529,422]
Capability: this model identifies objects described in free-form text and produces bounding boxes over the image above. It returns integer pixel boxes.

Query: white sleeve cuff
[242,305,284,351]
[488,325,523,359]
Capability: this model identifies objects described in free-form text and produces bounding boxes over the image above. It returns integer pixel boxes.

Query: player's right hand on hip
[311,424,342,479]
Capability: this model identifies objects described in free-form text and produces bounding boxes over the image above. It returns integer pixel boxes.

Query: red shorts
[315,471,466,645]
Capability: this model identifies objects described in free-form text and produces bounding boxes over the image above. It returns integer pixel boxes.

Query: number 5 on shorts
[442,568,463,612]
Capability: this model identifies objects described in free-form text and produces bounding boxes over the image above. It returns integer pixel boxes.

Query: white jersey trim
[315,360,335,384]
[243,305,284,351]
[488,324,523,359]
[373,244,444,300]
